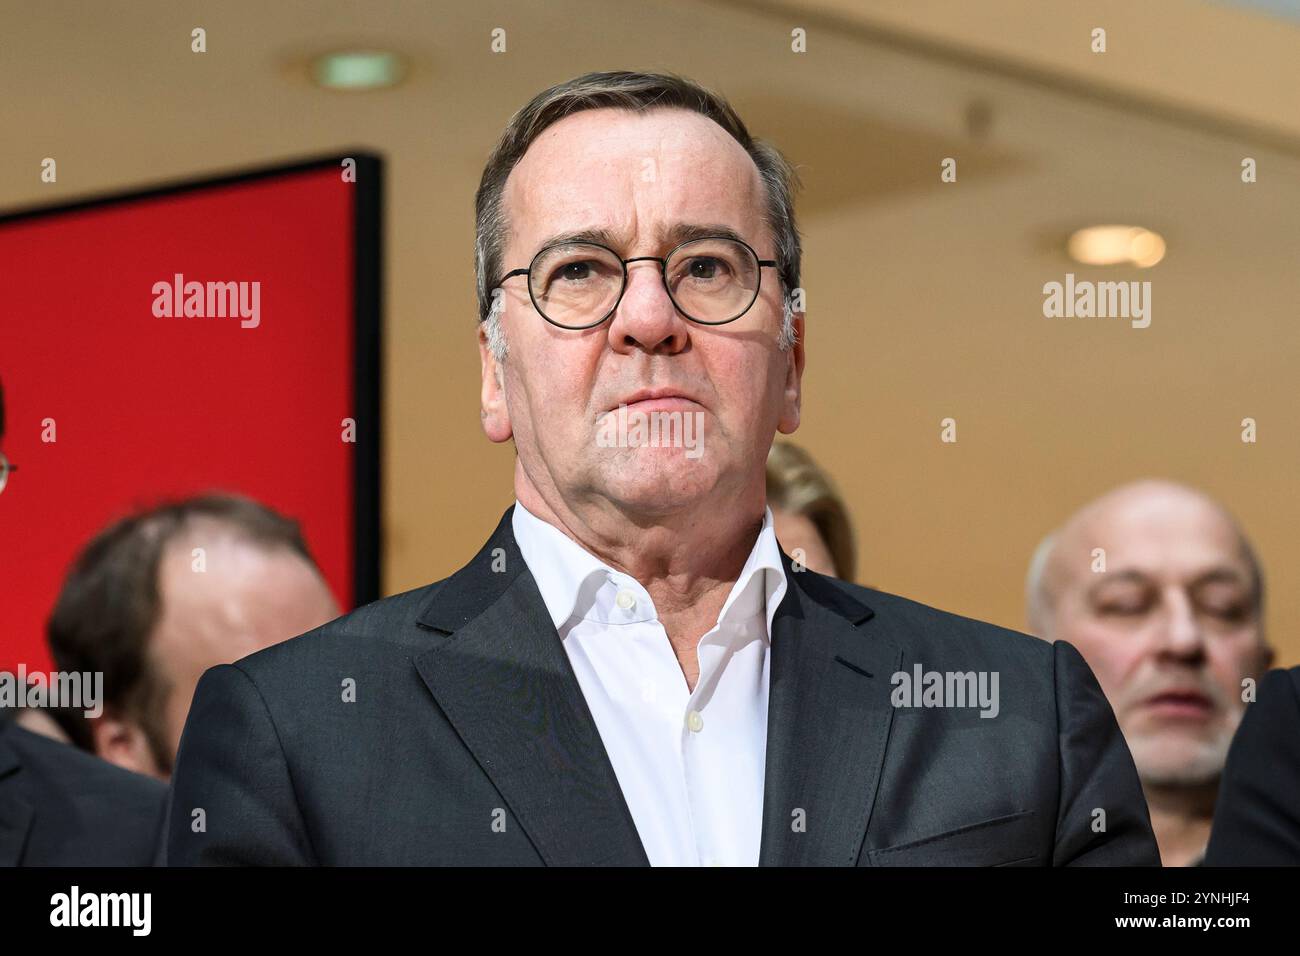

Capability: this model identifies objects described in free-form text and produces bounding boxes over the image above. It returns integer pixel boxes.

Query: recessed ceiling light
[311,50,405,91]
[1067,225,1166,268]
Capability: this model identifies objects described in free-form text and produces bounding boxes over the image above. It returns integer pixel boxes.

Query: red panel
[0,166,357,671]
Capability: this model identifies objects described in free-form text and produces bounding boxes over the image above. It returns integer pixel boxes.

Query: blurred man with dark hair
[0,375,166,866]
[46,494,340,779]
[1027,480,1272,865]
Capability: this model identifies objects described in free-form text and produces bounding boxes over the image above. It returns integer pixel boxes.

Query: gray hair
[475,71,802,359]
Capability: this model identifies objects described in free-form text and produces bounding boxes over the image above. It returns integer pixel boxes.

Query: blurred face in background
[95,526,340,779]
[1037,482,1271,788]
[771,507,837,576]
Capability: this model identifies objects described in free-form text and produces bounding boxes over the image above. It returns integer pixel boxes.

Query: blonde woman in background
[766,440,856,581]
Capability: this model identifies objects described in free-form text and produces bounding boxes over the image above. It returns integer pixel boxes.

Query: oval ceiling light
[311,50,405,91]
[1067,225,1166,268]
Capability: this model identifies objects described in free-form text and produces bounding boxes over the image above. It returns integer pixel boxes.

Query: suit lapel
[0,728,34,866]
[759,555,901,866]
[413,507,649,866]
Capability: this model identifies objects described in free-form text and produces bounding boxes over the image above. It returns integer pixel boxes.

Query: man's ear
[88,708,162,779]
[478,319,513,443]
[777,311,805,435]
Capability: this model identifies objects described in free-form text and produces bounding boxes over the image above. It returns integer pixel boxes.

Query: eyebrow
[1187,568,1254,592]
[1084,567,1254,600]
[1084,570,1150,600]
[530,222,751,257]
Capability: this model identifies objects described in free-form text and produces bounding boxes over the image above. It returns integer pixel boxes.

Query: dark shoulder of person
[1204,666,1300,866]
[0,721,167,866]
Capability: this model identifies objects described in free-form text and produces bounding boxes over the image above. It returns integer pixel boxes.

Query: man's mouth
[1141,690,1215,720]
[607,388,703,414]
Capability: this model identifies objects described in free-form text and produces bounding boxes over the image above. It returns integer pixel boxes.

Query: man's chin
[598,467,720,517]
[608,488,708,518]
[1129,732,1232,789]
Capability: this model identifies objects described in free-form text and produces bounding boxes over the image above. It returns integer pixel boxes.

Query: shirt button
[686,710,704,733]
[615,589,636,611]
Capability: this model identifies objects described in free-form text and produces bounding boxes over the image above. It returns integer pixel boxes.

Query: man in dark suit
[0,715,166,866]
[1204,666,1300,865]
[168,70,1158,866]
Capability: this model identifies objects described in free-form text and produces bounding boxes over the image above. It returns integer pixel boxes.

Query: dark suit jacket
[1204,666,1300,866]
[167,506,1158,866]
[0,720,167,865]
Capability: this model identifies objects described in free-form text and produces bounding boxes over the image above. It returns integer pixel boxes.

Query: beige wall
[7,0,1298,663]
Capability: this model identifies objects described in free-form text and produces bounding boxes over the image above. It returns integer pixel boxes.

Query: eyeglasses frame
[494,235,779,330]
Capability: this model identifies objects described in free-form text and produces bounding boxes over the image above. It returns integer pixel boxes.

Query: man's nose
[607,260,689,355]
[1152,589,1207,662]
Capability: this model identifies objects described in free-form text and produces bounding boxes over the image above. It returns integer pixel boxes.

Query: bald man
[1026,480,1273,866]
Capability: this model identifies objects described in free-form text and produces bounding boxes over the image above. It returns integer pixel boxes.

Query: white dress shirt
[511,499,788,867]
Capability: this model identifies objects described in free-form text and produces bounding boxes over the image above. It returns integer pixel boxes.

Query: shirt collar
[511,500,788,639]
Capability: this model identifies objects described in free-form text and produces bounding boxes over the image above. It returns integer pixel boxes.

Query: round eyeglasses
[494,236,778,330]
